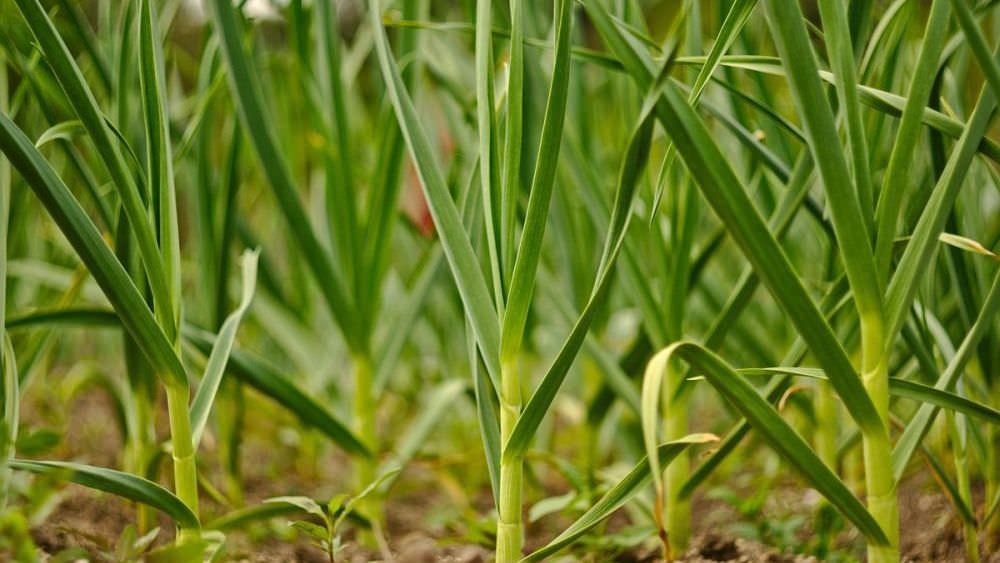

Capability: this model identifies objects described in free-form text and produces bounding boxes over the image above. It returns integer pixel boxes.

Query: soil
[15,387,1000,562]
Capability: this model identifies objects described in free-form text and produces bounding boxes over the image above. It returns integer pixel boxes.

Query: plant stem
[352,354,380,526]
[128,389,155,532]
[947,412,980,563]
[165,383,199,544]
[860,320,898,563]
[497,357,522,562]
[663,361,690,558]
[988,407,1000,554]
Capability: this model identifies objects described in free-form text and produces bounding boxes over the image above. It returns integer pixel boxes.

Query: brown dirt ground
[14,388,1000,562]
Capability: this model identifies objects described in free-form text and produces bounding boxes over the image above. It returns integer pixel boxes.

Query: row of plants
[0,0,998,561]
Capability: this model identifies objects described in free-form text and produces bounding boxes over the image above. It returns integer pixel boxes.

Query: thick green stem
[165,384,199,545]
[663,361,690,558]
[947,412,980,563]
[352,354,380,525]
[497,357,522,562]
[988,412,1000,554]
[815,381,838,469]
[860,320,898,563]
[126,390,155,532]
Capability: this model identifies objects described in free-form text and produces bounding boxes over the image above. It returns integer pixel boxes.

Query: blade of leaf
[10,459,199,529]
[189,250,259,446]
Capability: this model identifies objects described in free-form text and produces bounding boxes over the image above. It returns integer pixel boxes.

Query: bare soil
[17,387,1000,562]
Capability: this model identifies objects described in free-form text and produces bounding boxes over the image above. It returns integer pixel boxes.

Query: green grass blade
[520,435,717,562]
[893,269,1000,480]
[315,0,359,308]
[371,0,501,384]
[883,59,998,344]
[503,93,656,462]
[651,0,757,216]
[139,0,181,338]
[183,328,370,458]
[0,336,17,509]
[470,326,501,505]
[873,0,951,285]
[648,343,888,545]
[582,0,882,435]
[736,367,1000,425]
[763,0,879,323]
[501,0,526,285]
[11,0,173,336]
[817,0,874,225]
[206,0,359,351]
[5,307,119,330]
[500,0,573,360]
[0,112,186,388]
[10,459,199,529]
[474,0,504,309]
[189,250,259,447]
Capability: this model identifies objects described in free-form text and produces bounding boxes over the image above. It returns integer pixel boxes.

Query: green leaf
[520,435,716,562]
[183,327,370,458]
[11,0,173,337]
[370,0,501,386]
[206,0,359,351]
[872,0,952,284]
[581,0,882,435]
[643,343,887,545]
[33,120,83,148]
[138,0,182,338]
[883,46,999,344]
[500,0,573,360]
[265,496,327,522]
[892,269,1000,480]
[763,0,880,324]
[0,112,187,388]
[504,83,657,462]
[205,502,303,531]
[735,367,1000,425]
[189,249,259,446]
[10,459,199,529]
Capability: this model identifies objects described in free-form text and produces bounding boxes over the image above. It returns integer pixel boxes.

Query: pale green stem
[947,412,980,563]
[165,383,199,544]
[496,357,522,562]
[663,360,689,558]
[813,380,838,550]
[353,354,381,529]
[988,412,1000,554]
[815,381,838,469]
[127,391,155,532]
[860,319,898,563]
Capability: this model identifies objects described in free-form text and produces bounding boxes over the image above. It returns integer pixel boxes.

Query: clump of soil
[675,533,818,562]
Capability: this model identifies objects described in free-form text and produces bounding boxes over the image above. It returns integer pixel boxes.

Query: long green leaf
[893,269,1000,479]
[370,0,501,385]
[520,435,716,562]
[189,250,259,446]
[736,367,1000,425]
[582,0,882,434]
[646,343,888,544]
[0,112,186,388]
[138,0,182,338]
[763,0,880,323]
[207,0,359,351]
[183,327,370,458]
[873,0,951,284]
[500,0,573,360]
[10,459,199,529]
[504,88,657,462]
[11,0,173,337]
